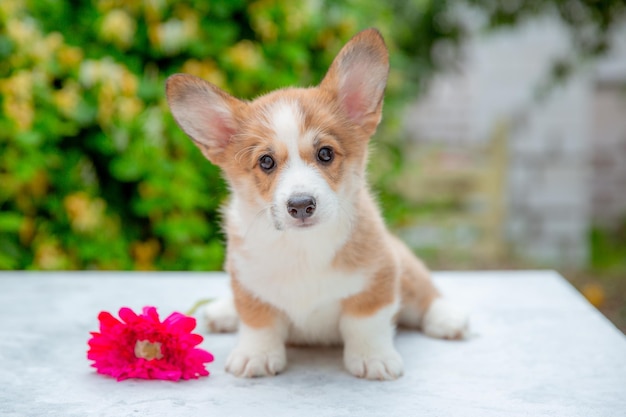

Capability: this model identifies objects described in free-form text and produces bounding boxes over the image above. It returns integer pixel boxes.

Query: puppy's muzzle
[287,195,316,219]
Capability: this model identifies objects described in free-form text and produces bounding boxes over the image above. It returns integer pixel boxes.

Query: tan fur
[231,271,281,329]
[341,264,398,317]
[394,236,441,327]
[333,188,438,319]
[332,189,396,316]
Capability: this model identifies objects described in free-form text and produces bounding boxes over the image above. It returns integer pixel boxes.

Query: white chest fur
[229,212,366,344]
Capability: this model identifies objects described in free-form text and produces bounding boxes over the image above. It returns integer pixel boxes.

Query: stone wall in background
[592,83,626,229]
[506,79,591,267]
[403,17,626,268]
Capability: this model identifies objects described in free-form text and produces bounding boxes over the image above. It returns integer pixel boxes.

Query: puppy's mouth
[272,217,319,231]
[291,218,318,229]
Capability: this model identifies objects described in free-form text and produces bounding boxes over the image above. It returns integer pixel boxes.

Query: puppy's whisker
[234,144,262,166]
[231,132,272,166]
[338,203,357,232]
[243,204,274,240]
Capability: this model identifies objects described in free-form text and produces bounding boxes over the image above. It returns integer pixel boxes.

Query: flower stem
[185,298,214,316]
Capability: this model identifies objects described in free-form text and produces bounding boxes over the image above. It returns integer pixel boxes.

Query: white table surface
[0,270,625,417]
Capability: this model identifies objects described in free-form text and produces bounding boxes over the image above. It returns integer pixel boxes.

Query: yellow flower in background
[79,59,140,126]
[336,18,358,38]
[0,70,34,131]
[53,80,81,117]
[6,18,39,46]
[78,60,100,88]
[96,0,141,14]
[0,0,23,20]
[3,98,34,131]
[64,192,106,233]
[146,5,198,51]
[34,240,69,270]
[0,70,32,99]
[147,22,160,49]
[252,16,278,42]
[248,0,278,43]
[79,58,125,89]
[131,238,160,270]
[4,18,66,71]
[19,217,35,246]
[143,0,167,22]
[316,28,337,50]
[101,60,126,86]
[142,107,165,147]
[150,14,198,55]
[97,83,116,126]
[227,40,263,71]
[45,32,63,52]
[153,19,186,54]
[96,0,117,12]
[57,45,83,70]
[27,32,63,65]
[100,9,136,50]
[120,70,138,96]
[181,59,226,88]
[27,170,49,199]
[116,96,144,123]
[283,2,311,37]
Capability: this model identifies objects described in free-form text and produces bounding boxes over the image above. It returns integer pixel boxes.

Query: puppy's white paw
[422,298,469,340]
[204,298,239,333]
[344,347,404,380]
[341,304,403,380]
[226,322,287,377]
[226,345,287,377]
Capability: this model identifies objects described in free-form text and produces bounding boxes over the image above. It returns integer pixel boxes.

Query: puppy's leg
[421,296,469,340]
[340,268,403,380]
[395,239,469,339]
[225,276,288,377]
[340,303,404,380]
[204,297,239,333]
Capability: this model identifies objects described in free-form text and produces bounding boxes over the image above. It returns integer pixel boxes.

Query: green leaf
[0,213,23,232]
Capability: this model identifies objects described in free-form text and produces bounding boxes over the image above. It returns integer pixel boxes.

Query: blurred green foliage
[0,0,449,270]
[1,0,624,270]
[590,222,626,273]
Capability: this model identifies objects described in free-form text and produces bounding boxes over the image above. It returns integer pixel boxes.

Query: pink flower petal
[164,313,196,333]
[187,333,204,347]
[118,307,138,323]
[97,311,121,330]
[142,306,161,322]
[87,306,214,382]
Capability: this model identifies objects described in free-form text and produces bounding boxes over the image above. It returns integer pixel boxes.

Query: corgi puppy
[166,28,468,380]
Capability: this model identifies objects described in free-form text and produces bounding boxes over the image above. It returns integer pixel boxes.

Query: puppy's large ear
[320,28,389,136]
[166,74,244,165]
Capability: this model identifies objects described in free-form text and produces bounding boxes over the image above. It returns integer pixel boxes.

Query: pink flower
[87,306,214,381]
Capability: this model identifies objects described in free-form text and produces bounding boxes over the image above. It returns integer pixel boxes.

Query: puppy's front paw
[422,298,469,340]
[344,347,404,381]
[204,298,239,333]
[226,345,287,378]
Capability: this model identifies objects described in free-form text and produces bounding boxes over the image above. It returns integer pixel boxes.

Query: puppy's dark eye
[317,146,334,164]
[259,155,275,172]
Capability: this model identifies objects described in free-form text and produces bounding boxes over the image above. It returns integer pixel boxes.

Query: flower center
[134,340,163,361]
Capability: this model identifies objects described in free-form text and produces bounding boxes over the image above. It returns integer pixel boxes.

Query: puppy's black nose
[287,195,316,219]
